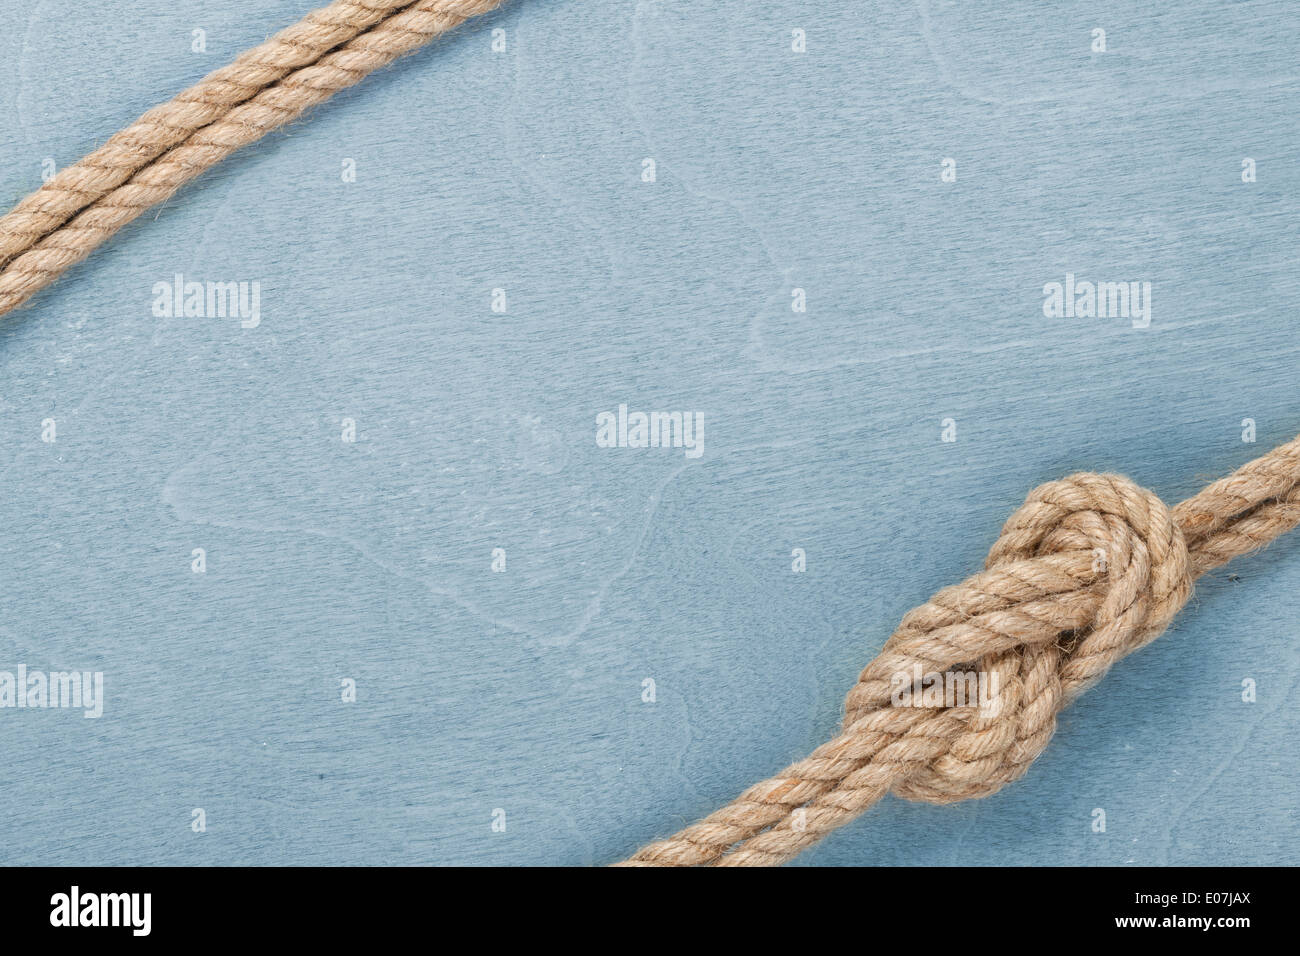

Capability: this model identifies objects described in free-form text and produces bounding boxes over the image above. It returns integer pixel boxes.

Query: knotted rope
[0,0,506,318]
[4,0,1297,871]
[620,433,1300,866]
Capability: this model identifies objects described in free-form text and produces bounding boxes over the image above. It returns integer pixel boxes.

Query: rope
[5,0,1297,870]
[0,0,419,272]
[0,0,506,318]
[620,433,1300,866]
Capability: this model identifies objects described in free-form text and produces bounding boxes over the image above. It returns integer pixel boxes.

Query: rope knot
[845,472,1192,805]
[624,437,1300,865]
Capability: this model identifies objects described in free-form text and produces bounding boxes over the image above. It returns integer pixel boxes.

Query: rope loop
[624,438,1300,866]
[878,473,1192,804]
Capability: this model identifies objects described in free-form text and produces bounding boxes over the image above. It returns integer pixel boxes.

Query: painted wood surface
[0,0,1297,865]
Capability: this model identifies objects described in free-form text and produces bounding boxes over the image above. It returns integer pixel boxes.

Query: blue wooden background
[1,0,1297,865]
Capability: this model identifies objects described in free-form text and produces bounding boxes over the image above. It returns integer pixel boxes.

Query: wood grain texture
[0,0,1296,865]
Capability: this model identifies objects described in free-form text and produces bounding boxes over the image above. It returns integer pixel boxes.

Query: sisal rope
[620,433,1300,865]
[0,0,421,272]
[0,0,506,318]
[3,0,1296,871]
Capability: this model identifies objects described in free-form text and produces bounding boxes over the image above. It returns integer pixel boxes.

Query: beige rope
[4,0,1296,871]
[0,0,420,272]
[0,0,506,317]
[620,433,1300,866]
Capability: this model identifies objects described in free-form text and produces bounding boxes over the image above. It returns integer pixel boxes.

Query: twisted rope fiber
[7,2,1298,872]
[0,0,507,317]
[620,432,1300,866]
[0,0,419,271]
